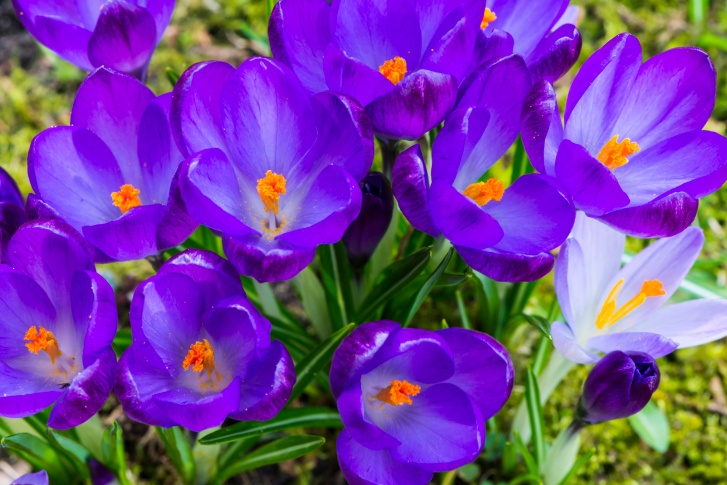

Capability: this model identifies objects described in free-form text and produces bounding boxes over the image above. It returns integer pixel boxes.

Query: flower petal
[73,270,117,367]
[323,45,395,106]
[391,145,438,237]
[527,24,581,83]
[633,299,727,348]
[521,80,562,175]
[222,234,316,283]
[597,192,699,238]
[551,321,599,364]
[586,332,678,359]
[431,106,491,187]
[30,16,93,70]
[457,247,554,283]
[337,384,400,450]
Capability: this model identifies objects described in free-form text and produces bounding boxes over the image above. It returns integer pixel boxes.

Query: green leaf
[358,247,431,321]
[525,367,546,471]
[403,247,454,327]
[200,407,341,445]
[512,431,538,477]
[628,400,670,453]
[102,422,131,485]
[46,430,90,480]
[289,324,356,401]
[157,427,196,485]
[558,450,594,485]
[293,266,333,338]
[165,67,181,87]
[511,136,532,183]
[502,440,517,475]
[74,414,105,462]
[215,435,325,483]
[217,436,260,472]
[2,433,71,482]
[317,243,355,332]
[509,314,552,339]
[112,328,132,355]
[455,290,472,329]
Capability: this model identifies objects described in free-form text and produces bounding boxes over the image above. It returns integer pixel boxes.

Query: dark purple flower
[11,470,48,485]
[0,167,27,263]
[115,249,296,432]
[28,67,197,263]
[342,172,393,269]
[173,57,372,282]
[393,57,575,282]
[0,220,117,429]
[13,0,174,79]
[577,350,660,424]
[471,0,581,83]
[522,34,727,237]
[331,321,514,484]
[270,0,486,140]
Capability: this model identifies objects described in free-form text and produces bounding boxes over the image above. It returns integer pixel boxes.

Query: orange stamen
[463,178,505,206]
[596,279,665,330]
[481,7,497,29]
[257,170,287,215]
[597,135,640,170]
[111,184,142,213]
[379,57,407,85]
[375,380,421,406]
[24,326,62,364]
[183,339,216,377]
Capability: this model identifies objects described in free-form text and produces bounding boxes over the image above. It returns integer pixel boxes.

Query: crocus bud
[342,172,393,269]
[576,350,660,424]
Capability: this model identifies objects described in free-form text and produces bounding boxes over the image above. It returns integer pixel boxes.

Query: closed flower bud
[342,172,393,269]
[577,350,660,424]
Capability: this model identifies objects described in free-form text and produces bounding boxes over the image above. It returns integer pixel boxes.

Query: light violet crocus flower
[552,212,727,364]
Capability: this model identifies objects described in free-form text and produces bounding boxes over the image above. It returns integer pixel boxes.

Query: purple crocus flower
[11,470,48,485]
[0,167,27,263]
[28,67,196,263]
[331,321,513,484]
[392,56,575,282]
[472,0,581,83]
[522,34,727,237]
[0,220,117,429]
[115,249,296,432]
[173,57,372,282]
[13,0,174,79]
[269,0,485,140]
[576,350,659,424]
[552,212,727,363]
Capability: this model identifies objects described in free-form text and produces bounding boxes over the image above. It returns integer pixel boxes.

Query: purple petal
[437,328,513,420]
[222,234,316,283]
[521,80,562,175]
[0,362,61,418]
[429,181,503,250]
[586,332,678,359]
[171,61,236,157]
[323,45,395,106]
[420,11,479,83]
[202,298,263,371]
[634,299,727,348]
[269,0,330,93]
[564,33,642,150]
[431,106,491,187]
[152,378,242,432]
[11,470,49,485]
[551,321,599,364]
[87,1,157,76]
[47,347,116,429]
[278,165,363,248]
[416,0,483,56]
[527,24,581,83]
[337,384,400,451]
[554,140,630,216]
[483,174,575,254]
[0,203,27,263]
[145,0,175,43]
[337,429,432,485]
[231,341,295,421]
[366,70,458,140]
[457,247,554,283]
[154,169,198,252]
[29,16,94,70]
[0,167,24,207]
[612,47,716,147]
[597,192,699,238]
[391,145,438,237]
[330,320,400,398]
[73,271,117,367]
[468,30,514,77]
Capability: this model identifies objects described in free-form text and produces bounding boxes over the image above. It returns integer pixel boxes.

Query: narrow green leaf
[403,248,454,327]
[511,136,531,183]
[157,427,195,485]
[74,414,105,462]
[455,290,472,329]
[532,336,552,376]
[502,441,517,475]
[215,435,325,483]
[112,328,132,355]
[2,433,70,482]
[358,247,431,321]
[165,67,181,87]
[510,313,552,339]
[628,400,670,453]
[525,367,546,470]
[46,430,90,479]
[472,271,500,331]
[558,450,595,485]
[102,422,131,485]
[317,243,355,331]
[253,280,285,321]
[512,430,538,477]
[290,324,356,401]
[293,267,333,338]
[217,436,260,472]
[200,407,341,445]
[365,209,399,290]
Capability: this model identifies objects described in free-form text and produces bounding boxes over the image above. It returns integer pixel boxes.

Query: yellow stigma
[481,7,497,29]
[257,170,287,215]
[183,339,217,375]
[597,135,640,170]
[379,56,407,85]
[375,380,421,406]
[24,326,62,364]
[111,184,142,213]
[595,279,666,330]
[463,178,505,206]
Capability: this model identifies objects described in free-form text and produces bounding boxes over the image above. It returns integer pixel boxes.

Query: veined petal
[586,332,678,359]
[457,247,554,283]
[392,145,438,237]
[633,299,727,348]
[521,80,563,176]
[222,234,316,283]
[597,192,699,238]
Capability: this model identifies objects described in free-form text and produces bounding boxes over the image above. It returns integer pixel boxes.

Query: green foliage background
[1,0,727,483]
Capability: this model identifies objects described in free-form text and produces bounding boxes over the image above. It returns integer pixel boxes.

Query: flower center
[257,170,287,215]
[597,135,640,170]
[463,178,505,206]
[24,326,62,364]
[111,184,142,213]
[379,57,407,85]
[595,279,665,330]
[183,339,223,389]
[481,7,497,29]
[375,379,421,406]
